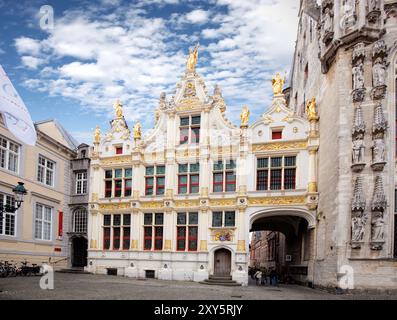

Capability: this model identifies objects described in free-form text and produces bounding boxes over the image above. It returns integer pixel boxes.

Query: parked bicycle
[0,260,42,277]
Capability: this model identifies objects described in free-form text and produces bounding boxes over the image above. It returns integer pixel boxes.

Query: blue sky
[0,0,299,144]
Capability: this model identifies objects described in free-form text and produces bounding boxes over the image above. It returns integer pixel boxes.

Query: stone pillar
[199,209,208,252]
[308,148,318,193]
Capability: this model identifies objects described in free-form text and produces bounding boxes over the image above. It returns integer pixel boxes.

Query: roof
[34,119,79,151]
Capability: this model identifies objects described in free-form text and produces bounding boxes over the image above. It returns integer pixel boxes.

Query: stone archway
[248,208,316,285]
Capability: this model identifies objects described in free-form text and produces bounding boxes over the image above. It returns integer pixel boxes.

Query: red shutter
[58,211,63,237]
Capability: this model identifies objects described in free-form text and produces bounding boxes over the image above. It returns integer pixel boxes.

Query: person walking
[254,269,262,286]
[261,268,267,285]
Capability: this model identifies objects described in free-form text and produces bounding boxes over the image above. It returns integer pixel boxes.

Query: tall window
[0,194,16,236]
[0,135,19,173]
[212,211,235,228]
[144,213,163,250]
[213,160,236,192]
[37,155,55,186]
[178,163,199,194]
[180,115,200,144]
[73,209,88,233]
[256,156,296,191]
[145,165,165,196]
[102,214,131,250]
[176,212,198,251]
[76,171,88,194]
[104,168,132,198]
[35,203,53,241]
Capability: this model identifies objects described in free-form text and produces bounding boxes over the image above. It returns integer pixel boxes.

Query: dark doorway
[214,249,231,276]
[72,237,88,267]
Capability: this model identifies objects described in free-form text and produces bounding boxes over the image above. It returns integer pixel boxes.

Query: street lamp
[0,182,27,219]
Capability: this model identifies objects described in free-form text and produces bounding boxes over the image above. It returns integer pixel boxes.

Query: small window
[116,146,123,155]
[272,130,282,140]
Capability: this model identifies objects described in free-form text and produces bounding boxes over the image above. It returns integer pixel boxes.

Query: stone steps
[200,275,242,287]
[56,268,90,274]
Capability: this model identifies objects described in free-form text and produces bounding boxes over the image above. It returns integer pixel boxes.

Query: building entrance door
[214,249,231,276]
[72,237,88,268]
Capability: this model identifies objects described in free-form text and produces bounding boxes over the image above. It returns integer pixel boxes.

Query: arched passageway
[249,212,314,285]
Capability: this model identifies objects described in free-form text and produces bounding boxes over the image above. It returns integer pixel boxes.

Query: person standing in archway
[254,269,262,286]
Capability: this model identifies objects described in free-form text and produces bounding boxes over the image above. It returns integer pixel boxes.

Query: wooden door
[214,249,231,276]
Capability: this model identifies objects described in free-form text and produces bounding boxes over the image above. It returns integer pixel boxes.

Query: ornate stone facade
[86,47,318,286]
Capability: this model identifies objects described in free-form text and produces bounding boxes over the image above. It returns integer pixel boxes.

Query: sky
[0,0,299,144]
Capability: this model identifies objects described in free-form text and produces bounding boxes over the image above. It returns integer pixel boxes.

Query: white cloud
[15,37,41,55]
[16,0,299,130]
[21,56,45,69]
[185,9,209,24]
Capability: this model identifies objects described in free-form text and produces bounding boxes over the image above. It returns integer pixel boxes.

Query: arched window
[73,209,87,233]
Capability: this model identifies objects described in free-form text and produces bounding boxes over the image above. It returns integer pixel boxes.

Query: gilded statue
[114,100,123,118]
[134,122,142,140]
[94,125,101,144]
[306,97,318,120]
[240,106,250,127]
[271,73,286,95]
[186,44,199,72]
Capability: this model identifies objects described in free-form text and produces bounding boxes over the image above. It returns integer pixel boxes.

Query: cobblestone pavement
[0,273,396,300]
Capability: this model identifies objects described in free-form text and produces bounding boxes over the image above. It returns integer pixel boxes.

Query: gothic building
[287,0,397,290]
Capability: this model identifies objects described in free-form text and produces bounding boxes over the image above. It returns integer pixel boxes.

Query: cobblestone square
[0,273,396,300]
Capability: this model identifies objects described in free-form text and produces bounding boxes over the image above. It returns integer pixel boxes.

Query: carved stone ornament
[351,210,368,249]
[341,0,357,31]
[371,175,387,211]
[371,137,386,171]
[352,105,366,136]
[351,176,366,212]
[371,210,385,250]
[351,176,367,249]
[352,43,366,65]
[372,103,388,136]
[212,84,226,112]
[372,40,388,61]
[352,62,365,90]
[352,133,365,172]
[322,7,334,45]
[352,88,366,102]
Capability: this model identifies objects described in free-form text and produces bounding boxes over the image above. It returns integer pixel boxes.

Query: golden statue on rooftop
[94,125,101,144]
[240,106,250,127]
[306,97,318,121]
[272,73,286,96]
[134,122,142,140]
[114,100,123,118]
[186,44,199,72]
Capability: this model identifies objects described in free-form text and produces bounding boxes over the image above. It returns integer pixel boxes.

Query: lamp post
[0,182,27,220]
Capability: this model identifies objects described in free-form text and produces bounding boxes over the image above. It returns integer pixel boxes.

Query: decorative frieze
[248,196,306,206]
[252,140,307,152]
[98,202,131,211]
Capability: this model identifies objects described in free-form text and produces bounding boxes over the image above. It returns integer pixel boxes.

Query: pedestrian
[254,269,262,286]
[261,268,267,285]
[270,268,278,286]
